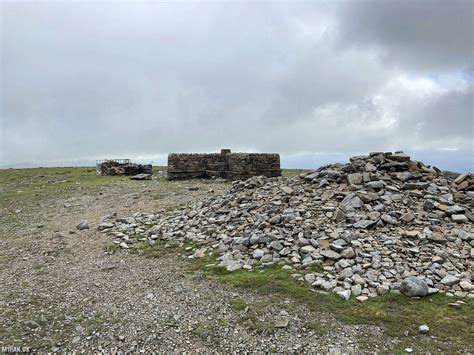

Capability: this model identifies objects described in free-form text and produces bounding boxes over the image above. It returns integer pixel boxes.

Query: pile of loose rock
[101,152,473,300]
[99,160,153,176]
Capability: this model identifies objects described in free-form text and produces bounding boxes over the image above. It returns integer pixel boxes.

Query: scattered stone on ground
[102,152,473,300]
[0,170,392,353]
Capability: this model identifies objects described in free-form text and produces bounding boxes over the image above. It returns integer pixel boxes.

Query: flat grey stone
[353,219,376,229]
[365,181,385,190]
[129,173,152,180]
[300,245,316,254]
[451,214,468,223]
[440,275,460,286]
[446,205,465,215]
[320,249,341,260]
[340,193,363,211]
[340,247,355,259]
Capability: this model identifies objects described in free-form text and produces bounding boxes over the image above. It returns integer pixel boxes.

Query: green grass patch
[132,239,221,272]
[104,243,122,254]
[297,263,322,274]
[342,293,474,344]
[228,298,248,311]
[191,322,220,342]
[0,166,167,206]
[307,319,328,335]
[131,239,183,257]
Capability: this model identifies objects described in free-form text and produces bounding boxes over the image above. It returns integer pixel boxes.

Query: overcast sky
[1,0,473,171]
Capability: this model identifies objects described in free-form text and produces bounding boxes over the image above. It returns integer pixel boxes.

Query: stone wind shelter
[167,149,281,180]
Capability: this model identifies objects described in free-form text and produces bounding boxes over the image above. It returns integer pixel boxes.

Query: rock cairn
[98,160,152,176]
[101,152,473,300]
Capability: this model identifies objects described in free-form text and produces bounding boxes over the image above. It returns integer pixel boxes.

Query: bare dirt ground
[0,168,471,353]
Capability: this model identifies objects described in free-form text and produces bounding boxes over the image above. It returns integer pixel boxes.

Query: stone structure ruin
[167,149,281,180]
[96,159,153,176]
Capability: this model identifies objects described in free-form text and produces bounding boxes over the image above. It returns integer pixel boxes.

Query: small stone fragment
[356,295,368,302]
[130,173,152,180]
[419,325,429,334]
[77,220,90,230]
[281,186,294,195]
[336,289,351,300]
[451,214,468,223]
[340,247,355,259]
[274,317,289,328]
[400,212,415,223]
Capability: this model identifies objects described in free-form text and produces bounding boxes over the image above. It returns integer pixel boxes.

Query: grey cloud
[1,0,473,171]
[399,85,474,143]
[337,0,474,72]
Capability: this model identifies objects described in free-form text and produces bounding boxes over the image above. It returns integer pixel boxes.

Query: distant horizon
[1,149,471,173]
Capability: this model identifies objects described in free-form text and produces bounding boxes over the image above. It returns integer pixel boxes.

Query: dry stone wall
[167,150,281,180]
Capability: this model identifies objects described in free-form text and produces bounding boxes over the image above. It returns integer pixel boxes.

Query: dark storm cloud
[0,0,472,171]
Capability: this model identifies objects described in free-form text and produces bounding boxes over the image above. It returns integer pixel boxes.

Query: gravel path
[0,174,391,352]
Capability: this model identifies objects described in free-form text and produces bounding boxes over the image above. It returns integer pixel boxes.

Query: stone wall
[167,150,281,180]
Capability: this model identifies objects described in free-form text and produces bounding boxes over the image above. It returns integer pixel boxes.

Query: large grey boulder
[400,276,429,297]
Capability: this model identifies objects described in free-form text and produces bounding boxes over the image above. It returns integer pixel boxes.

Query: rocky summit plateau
[102,152,473,301]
